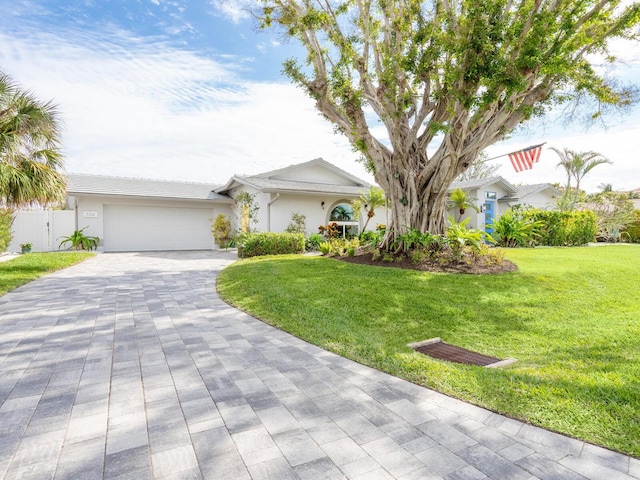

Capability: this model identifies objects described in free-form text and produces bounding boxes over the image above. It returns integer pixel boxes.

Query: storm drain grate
[408,338,516,368]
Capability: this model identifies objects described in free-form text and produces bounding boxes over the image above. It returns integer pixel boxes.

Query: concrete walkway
[0,251,637,480]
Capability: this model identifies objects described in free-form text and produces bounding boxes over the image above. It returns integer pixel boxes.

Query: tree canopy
[257,0,640,246]
[0,72,66,208]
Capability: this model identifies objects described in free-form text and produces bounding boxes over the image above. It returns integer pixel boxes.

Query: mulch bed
[335,251,518,274]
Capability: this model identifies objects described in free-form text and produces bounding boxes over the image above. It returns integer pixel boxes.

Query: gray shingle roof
[232,176,368,196]
[501,183,561,201]
[66,174,229,202]
[449,176,517,193]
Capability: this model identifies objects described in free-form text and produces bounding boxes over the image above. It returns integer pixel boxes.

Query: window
[329,203,359,237]
[485,191,497,200]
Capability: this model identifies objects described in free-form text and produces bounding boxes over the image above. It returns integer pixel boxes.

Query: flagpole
[482,142,546,162]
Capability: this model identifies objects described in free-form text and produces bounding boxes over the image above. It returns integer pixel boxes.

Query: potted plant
[20,242,32,253]
[211,214,232,247]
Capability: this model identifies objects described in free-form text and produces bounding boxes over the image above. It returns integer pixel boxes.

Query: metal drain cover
[408,338,516,368]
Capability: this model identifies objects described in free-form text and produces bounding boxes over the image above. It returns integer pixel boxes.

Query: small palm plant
[448,188,479,222]
[58,227,99,251]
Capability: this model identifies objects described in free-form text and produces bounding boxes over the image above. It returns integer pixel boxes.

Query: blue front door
[484,201,495,234]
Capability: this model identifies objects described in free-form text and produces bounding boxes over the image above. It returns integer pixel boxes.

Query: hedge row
[524,209,598,246]
[238,232,305,258]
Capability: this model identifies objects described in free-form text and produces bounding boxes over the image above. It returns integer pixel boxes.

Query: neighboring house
[214,158,385,237]
[447,176,560,233]
[65,175,234,252]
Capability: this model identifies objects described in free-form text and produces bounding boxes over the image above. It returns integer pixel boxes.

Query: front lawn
[217,245,640,457]
[0,252,95,296]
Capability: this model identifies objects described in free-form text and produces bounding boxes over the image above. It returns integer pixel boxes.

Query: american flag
[508,144,543,172]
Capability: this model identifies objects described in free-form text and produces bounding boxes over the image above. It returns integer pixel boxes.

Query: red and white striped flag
[509,144,543,172]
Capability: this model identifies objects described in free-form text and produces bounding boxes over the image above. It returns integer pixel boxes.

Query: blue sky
[1,0,639,192]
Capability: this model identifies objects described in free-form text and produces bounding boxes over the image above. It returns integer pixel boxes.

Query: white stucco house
[9,158,559,252]
[214,158,383,237]
[42,158,382,252]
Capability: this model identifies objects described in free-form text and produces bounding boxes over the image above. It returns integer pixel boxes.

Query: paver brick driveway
[0,251,638,479]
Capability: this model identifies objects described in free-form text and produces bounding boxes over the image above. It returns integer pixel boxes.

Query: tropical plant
[492,208,542,247]
[211,214,232,245]
[58,227,99,251]
[0,72,66,207]
[585,191,637,242]
[448,188,479,222]
[306,233,324,251]
[551,147,613,211]
[235,191,259,233]
[445,216,486,261]
[318,222,339,238]
[255,1,639,250]
[318,242,331,255]
[351,186,386,232]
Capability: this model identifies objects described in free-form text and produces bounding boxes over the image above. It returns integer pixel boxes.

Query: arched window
[329,203,359,237]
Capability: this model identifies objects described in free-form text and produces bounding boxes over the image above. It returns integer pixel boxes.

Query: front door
[484,201,495,234]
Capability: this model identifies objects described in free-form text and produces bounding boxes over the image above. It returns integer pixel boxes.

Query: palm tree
[1,72,66,207]
[448,188,479,222]
[551,147,612,211]
[351,186,386,231]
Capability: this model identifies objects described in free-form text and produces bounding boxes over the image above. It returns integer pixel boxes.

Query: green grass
[217,245,640,457]
[0,252,95,296]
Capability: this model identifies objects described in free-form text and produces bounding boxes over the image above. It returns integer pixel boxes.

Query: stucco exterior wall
[68,194,233,250]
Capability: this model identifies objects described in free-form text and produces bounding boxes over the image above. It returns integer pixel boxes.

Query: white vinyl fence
[8,210,76,252]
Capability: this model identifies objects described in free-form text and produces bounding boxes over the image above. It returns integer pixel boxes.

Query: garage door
[103,204,214,252]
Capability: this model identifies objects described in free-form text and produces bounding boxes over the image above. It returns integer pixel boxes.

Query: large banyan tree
[257,0,640,246]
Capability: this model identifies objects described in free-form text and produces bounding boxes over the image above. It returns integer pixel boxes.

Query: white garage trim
[103,204,214,252]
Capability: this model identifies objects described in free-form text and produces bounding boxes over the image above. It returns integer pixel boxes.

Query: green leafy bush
[0,209,14,253]
[327,237,360,256]
[238,232,305,258]
[623,210,640,243]
[516,208,597,246]
[492,209,542,247]
[319,242,331,255]
[306,233,323,251]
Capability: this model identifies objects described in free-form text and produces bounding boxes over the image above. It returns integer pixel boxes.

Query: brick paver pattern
[0,251,638,479]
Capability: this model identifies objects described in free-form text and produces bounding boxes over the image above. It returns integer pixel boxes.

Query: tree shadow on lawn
[262,257,554,357]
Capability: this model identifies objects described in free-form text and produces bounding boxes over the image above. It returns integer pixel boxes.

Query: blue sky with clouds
[1,0,639,191]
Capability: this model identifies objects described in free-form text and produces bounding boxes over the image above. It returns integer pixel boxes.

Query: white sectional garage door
[103,204,213,252]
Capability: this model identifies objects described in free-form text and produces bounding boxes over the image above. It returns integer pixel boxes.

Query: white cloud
[0,25,369,185]
[209,0,252,24]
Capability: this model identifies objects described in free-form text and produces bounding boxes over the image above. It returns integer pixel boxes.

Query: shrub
[238,232,305,258]
[519,208,597,246]
[0,209,14,253]
[359,230,381,248]
[327,237,359,256]
[623,210,640,243]
[492,209,542,247]
[211,214,232,245]
[319,242,331,255]
[306,233,324,251]
[318,222,339,238]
